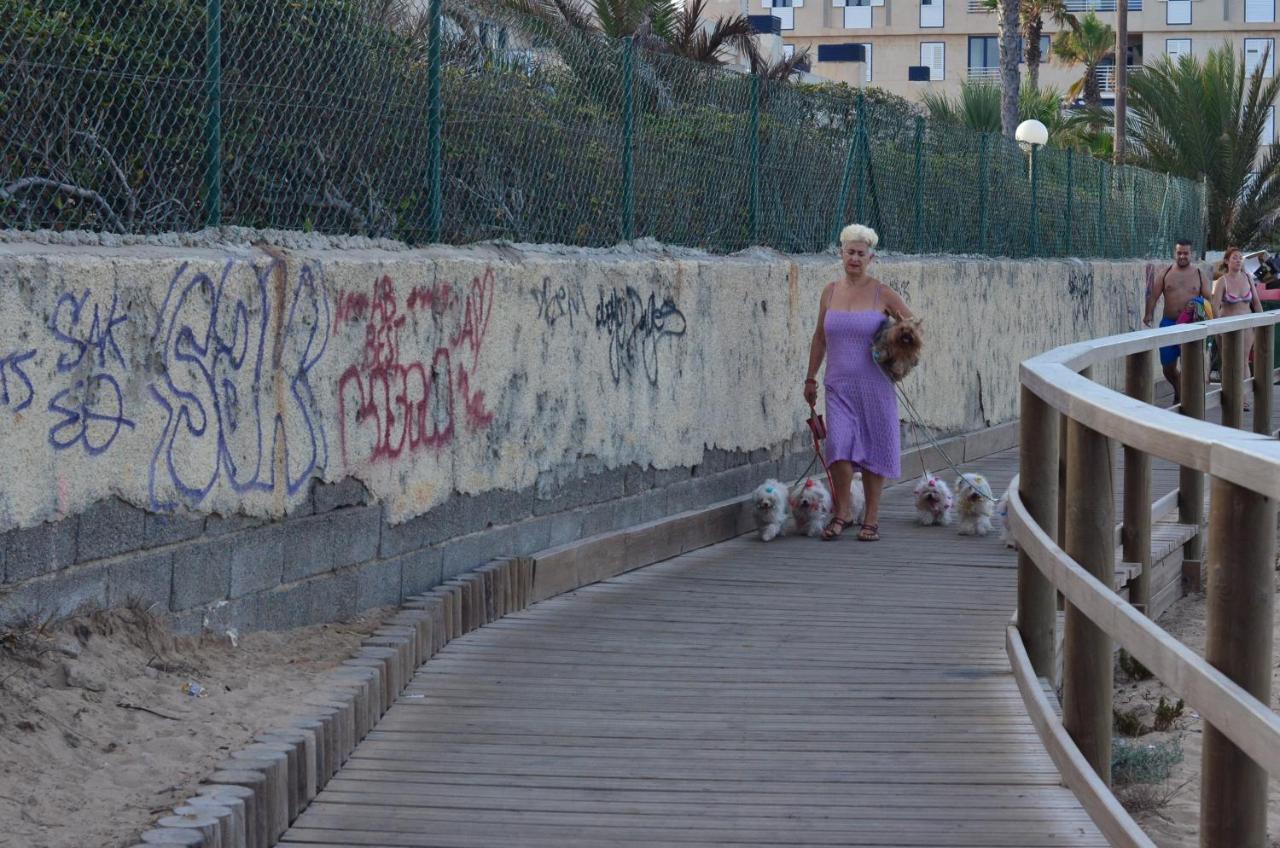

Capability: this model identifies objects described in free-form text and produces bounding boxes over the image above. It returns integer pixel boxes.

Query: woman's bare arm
[806,283,833,381]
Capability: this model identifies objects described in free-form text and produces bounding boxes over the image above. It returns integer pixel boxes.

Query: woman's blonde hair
[839,223,879,250]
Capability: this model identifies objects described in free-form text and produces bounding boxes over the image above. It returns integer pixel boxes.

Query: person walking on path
[803,224,915,542]
[1143,239,1213,404]
[1211,246,1264,410]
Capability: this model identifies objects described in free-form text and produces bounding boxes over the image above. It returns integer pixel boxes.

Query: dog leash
[801,403,836,493]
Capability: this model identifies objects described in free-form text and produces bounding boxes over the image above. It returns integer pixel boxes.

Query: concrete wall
[0,239,1153,630]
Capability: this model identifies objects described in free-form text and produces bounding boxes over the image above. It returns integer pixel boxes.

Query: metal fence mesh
[1,0,1206,257]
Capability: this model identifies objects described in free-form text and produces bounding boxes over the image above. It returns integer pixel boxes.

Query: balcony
[967,0,1141,11]
[967,66,1000,79]
[1095,64,1144,91]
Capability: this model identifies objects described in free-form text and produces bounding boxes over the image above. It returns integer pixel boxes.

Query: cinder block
[623,464,655,496]
[397,547,444,596]
[281,506,381,583]
[354,558,402,610]
[143,512,205,549]
[312,477,370,514]
[205,513,267,537]
[172,541,232,611]
[307,570,358,625]
[258,582,317,631]
[106,550,174,610]
[440,530,515,580]
[76,497,145,562]
[2,517,78,584]
[228,524,285,599]
[531,469,626,516]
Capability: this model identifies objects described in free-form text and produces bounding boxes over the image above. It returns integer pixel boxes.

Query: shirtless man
[1142,239,1212,404]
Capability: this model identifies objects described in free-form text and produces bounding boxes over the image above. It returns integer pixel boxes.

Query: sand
[0,603,393,848]
[1113,570,1280,847]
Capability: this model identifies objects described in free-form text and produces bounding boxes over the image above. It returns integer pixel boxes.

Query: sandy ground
[0,603,393,848]
[1113,569,1280,848]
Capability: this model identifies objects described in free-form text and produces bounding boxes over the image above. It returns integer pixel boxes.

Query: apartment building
[709,0,1279,139]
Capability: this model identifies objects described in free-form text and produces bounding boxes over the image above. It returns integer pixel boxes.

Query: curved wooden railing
[1006,310,1280,847]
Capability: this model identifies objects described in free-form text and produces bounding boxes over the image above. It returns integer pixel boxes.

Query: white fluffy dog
[850,472,867,526]
[955,472,995,537]
[752,479,790,541]
[786,477,833,538]
[913,473,954,526]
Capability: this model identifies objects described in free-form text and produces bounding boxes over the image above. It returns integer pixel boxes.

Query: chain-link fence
[1,0,1205,257]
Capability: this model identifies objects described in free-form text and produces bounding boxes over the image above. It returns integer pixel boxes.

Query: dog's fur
[997,485,1017,549]
[850,471,867,525]
[872,317,924,382]
[752,479,790,542]
[912,473,954,526]
[786,477,833,538]
[955,472,995,537]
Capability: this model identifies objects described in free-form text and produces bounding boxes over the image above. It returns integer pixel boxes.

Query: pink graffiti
[338,270,496,467]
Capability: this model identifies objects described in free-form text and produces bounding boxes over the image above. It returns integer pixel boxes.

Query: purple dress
[823,306,901,479]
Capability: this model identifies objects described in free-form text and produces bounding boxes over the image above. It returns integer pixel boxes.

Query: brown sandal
[857,523,880,542]
[821,517,851,541]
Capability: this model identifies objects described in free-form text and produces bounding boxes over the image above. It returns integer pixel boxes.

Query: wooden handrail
[1014,312,1280,847]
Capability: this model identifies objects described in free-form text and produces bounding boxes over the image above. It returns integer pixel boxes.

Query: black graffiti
[594,286,687,386]
[531,277,584,332]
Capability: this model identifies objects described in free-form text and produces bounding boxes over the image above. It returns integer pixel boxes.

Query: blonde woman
[803,224,914,542]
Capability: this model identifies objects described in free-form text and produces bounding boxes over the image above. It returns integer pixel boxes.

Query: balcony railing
[1095,64,1144,91]
[967,0,1141,11]
[967,66,1000,79]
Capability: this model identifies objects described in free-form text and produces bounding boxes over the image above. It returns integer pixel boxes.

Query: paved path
[280,444,1123,848]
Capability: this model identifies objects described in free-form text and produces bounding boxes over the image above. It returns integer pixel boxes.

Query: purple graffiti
[0,349,36,412]
[47,373,136,455]
[148,258,330,510]
[49,288,128,373]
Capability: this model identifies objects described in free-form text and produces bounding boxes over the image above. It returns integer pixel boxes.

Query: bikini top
[1220,273,1254,304]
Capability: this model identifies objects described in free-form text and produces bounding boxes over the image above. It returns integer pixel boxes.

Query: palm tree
[996,0,1020,138]
[1051,12,1114,109]
[748,44,812,80]
[1128,44,1280,248]
[981,0,1078,91]
[663,0,756,66]
[923,80,1101,151]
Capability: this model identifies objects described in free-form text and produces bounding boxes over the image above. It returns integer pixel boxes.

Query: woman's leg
[829,461,854,520]
[860,471,885,540]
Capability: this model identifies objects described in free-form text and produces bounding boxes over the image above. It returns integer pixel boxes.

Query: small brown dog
[872,316,924,382]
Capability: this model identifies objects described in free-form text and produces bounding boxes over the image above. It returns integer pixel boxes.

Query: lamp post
[1016,118,1049,256]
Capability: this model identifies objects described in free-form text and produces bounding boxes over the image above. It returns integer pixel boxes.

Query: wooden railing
[1007,311,1280,847]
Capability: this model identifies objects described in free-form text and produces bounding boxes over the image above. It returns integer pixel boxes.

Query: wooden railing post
[1123,351,1153,614]
[1062,367,1114,783]
[1201,475,1277,848]
[1254,324,1274,437]
[1222,330,1245,430]
[1179,339,1206,566]
[1018,387,1058,678]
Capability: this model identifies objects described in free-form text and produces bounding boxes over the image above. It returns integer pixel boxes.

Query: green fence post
[832,97,860,243]
[426,0,443,243]
[854,90,867,225]
[977,132,989,254]
[1097,161,1106,258]
[913,116,924,253]
[204,0,222,228]
[749,75,761,246]
[1029,144,1040,257]
[1065,147,1074,256]
[621,36,635,242]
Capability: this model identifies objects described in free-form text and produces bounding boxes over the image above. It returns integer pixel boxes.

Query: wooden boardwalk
[280,446,1122,848]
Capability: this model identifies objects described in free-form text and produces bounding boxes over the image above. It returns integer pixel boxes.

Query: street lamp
[1015,119,1049,255]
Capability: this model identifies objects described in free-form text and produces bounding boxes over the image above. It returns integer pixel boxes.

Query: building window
[1020,34,1051,63]
[921,41,945,79]
[1166,38,1191,60]
[860,42,874,80]
[1247,0,1276,23]
[1266,106,1276,145]
[969,35,999,77]
[763,0,802,31]
[1245,38,1275,78]
[783,43,795,59]
[1166,0,1190,24]
[835,0,873,28]
[921,0,944,27]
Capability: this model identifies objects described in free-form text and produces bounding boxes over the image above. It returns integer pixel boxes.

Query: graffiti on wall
[336,268,496,467]
[594,285,686,386]
[148,257,331,510]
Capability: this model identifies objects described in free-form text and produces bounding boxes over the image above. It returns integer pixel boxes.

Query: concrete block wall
[0,237,1154,631]
[1,443,813,632]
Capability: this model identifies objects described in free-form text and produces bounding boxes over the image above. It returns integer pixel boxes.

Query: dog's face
[753,481,787,515]
[885,318,924,355]
[913,474,947,505]
[790,478,832,517]
[956,474,991,505]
